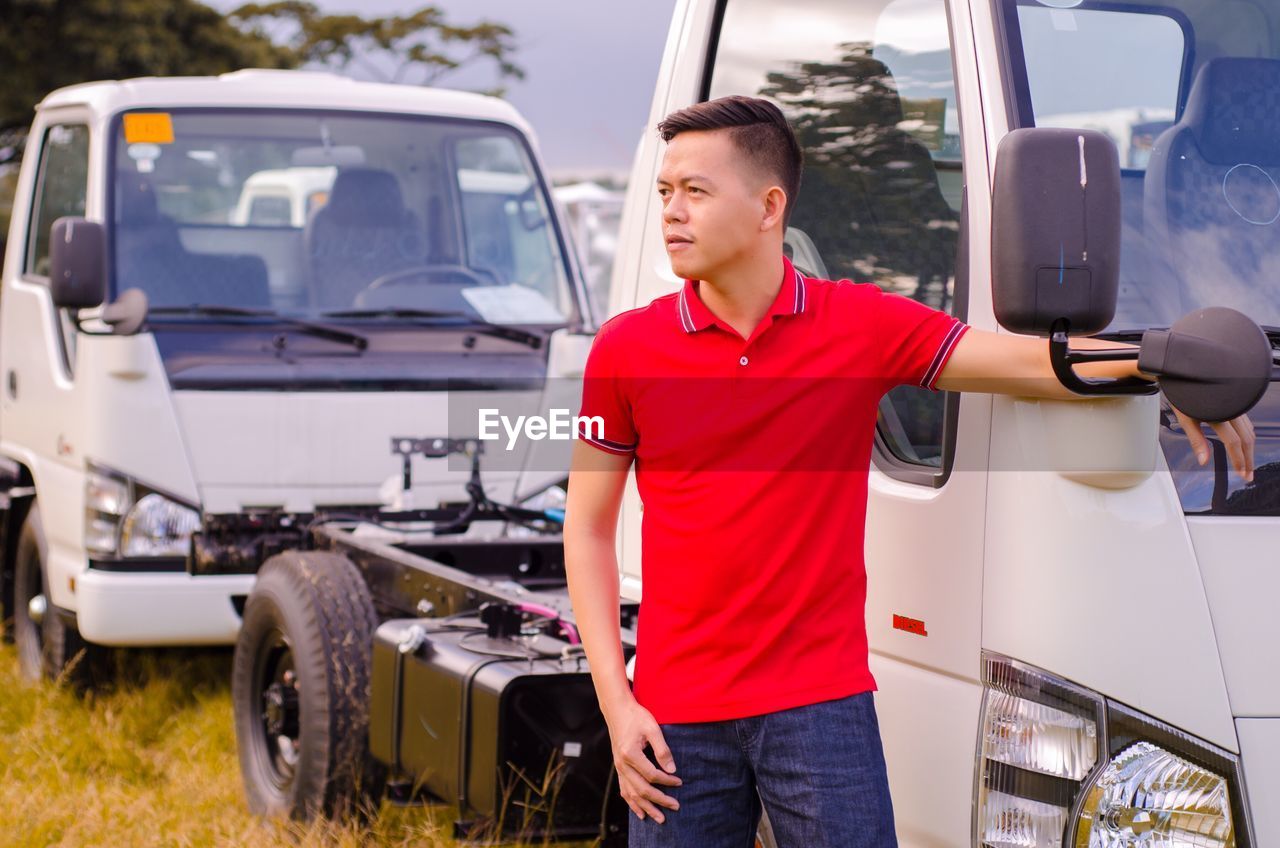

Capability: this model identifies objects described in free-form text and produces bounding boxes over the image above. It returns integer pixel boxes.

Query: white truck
[223,1,1278,843]
[0,69,591,683]
[605,0,1280,844]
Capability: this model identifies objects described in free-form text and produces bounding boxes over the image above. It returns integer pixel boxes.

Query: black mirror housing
[992,128,1121,336]
[1139,307,1272,423]
[49,217,107,310]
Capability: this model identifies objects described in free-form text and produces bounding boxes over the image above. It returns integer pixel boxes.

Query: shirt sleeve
[876,290,971,392]
[577,320,639,455]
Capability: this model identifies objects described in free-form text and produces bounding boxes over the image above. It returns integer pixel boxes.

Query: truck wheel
[232,550,386,821]
[12,503,95,685]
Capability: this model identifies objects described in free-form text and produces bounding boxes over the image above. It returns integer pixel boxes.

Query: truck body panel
[610,0,1275,841]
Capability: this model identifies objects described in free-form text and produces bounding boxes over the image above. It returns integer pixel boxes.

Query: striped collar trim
[677,256,808,334]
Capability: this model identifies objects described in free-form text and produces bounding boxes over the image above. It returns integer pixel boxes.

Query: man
[563,96,1255,847]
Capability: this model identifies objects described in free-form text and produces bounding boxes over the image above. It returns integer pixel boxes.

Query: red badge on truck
[893,614,928,637]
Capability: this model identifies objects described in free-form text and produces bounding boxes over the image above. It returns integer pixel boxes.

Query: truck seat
[115,172,270,309]
[304,168,425,309]
[1144,58,1280,317]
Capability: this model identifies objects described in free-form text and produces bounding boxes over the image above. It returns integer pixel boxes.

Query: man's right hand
[605,696,682,823]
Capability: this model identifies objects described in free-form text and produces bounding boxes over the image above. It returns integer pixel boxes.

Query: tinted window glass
[112,110,573,324]
[998,0,1280,516]
[709,0,964,469]
[26,124,89,277]
[1016,5,1185,169]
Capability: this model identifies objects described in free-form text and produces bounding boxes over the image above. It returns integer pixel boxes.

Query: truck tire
[12,503,96,685]
[232,550,386,821]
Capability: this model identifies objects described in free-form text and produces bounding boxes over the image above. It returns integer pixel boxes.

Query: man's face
[656,129,773,281]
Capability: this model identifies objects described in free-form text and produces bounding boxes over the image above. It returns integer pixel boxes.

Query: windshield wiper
[148,305,368,351]
[321,308,546,350]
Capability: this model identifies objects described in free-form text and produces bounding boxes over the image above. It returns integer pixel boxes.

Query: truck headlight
[1075,740,1232,847]
[85,464,201,558]
[85,470,130,555]
[976,653,1253,848]
[977,655,1102,848]
[120,493,201,557]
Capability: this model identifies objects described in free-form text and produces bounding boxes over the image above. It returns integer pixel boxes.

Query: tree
[0,0,293,143]
[0,0,521,239]
[228,2,523,94]
[0,0,292,242]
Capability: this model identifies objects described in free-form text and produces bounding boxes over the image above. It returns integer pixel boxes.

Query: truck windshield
[110,110,574,326]
[996,0,1280,332]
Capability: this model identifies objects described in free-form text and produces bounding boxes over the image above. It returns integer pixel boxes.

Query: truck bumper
[75,570,254,646]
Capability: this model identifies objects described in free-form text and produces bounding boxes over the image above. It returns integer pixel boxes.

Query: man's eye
[688,186,702,195]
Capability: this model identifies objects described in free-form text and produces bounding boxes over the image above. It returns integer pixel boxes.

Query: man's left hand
[1172,406,1256,483]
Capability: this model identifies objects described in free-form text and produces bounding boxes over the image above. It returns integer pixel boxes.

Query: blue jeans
[628,692,897,848]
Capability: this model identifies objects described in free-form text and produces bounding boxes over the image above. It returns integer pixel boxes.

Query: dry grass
[0,643,532,848]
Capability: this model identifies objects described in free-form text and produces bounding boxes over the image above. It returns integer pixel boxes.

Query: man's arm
[932,328,1152,399]
[563,440,681,823]
[934,328,1255,481]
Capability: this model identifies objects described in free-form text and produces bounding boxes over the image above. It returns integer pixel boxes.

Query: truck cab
[614,0,1280,844]
[3,70,589,680]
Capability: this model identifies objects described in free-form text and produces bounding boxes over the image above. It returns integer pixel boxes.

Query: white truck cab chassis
[604,0,1280,844]
[1,70,590,681]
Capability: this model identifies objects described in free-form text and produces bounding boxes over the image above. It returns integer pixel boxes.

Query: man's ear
[760,185,788,233]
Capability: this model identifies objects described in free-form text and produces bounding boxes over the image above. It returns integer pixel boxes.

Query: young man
[563,96,1255,848]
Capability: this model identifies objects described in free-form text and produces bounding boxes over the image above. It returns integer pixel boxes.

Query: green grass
[0,643,489,847]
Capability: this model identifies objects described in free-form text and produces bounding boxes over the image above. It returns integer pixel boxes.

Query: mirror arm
[1049,319,1160,396]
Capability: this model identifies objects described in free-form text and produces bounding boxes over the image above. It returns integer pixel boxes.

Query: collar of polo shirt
[676,256,809,334]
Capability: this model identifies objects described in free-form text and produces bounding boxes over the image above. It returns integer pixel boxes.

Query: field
[0,643,519,848]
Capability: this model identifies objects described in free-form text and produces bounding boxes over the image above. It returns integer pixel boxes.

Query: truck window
[246,194,292,227]
[707,0,966,477]
[110,110,573,323]
[1010,3,1186,170]
[996,0,1280,337]
[25,123,89,277]
[455,134,567,311]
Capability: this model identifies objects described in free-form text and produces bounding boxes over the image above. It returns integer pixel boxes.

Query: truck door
[0,112,94,612]
[693,0,992,842]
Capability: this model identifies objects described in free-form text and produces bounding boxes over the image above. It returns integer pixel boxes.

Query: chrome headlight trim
[84,461,202,559]
[976,652,1256,848]
[975,653,1106,848]
[1066,700,1256,848]
[119,492,202,558]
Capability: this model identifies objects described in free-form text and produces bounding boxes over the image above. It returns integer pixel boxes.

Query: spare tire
[232,550,386,820]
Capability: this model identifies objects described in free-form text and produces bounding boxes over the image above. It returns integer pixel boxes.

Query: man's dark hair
[657,95,803,224]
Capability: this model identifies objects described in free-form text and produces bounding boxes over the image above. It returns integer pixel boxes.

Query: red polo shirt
[580,256,969,723]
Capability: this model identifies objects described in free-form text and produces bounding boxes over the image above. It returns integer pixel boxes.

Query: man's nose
[663,193,687,224]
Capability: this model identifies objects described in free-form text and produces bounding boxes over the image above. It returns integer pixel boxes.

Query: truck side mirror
[49,216,106,310]
[1139,307,1272,423]
[992,128,1121,336]
[992,128,1157,397]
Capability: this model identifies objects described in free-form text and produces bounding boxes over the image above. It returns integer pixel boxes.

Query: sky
[204,0,679,179]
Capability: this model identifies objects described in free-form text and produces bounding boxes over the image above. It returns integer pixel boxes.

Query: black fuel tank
[370,617,614,838]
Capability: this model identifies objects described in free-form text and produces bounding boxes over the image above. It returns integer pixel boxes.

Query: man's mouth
[666,234,693,249]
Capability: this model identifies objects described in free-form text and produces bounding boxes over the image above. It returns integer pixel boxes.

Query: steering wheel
[362,264,497,294]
